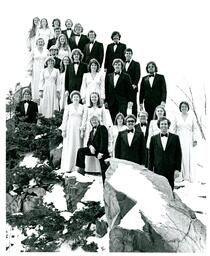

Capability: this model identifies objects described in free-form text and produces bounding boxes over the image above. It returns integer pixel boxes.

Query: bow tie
[23,100,30,103]
[90,42,94,44]
[161,133,168,137]
[140,123,147,127]
[149,74,155,77]
[75,34,80,37]
[67,28,71,30]
[114,72,120,75]
[126,60,130,63]
[127,129,134,133]
[73,62,79,65]
[114,42,119,45]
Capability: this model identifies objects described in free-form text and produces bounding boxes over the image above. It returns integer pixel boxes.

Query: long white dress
[110,125,127,157]
[29,47,50,100]
[59,71,68,110]
[173,113,197,182]
[39,68,60,118]
[36,28,52,48]
[57,47,71,59]
[60,104,84,172]
[80,72,105,105]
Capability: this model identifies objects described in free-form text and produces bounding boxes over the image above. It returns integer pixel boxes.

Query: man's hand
[62,130,66,138]
[139,104,144,111]
[160,101,165,107]
[89,145,96,154]
[65,91,69,97]
[132,84,137,89]
[174,170,180,179]
[193,141,197,147]
[127,101,133,108]
[97,153,103,159]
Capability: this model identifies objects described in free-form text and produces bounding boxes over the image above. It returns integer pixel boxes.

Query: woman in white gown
[60,91,84,173]
[80,59,105,105]
[59,56,71,110]
[147,105,166,148]
[26,17,40,52]
[36,18,52,48]
[173,101,197,182]
[28,37,50,101]
[39,56,60,118]
[109,113,127,157]
[81,92,111,173]
[56,34,71,59]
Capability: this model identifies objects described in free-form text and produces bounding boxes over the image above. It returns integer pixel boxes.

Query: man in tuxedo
[47,27,61,50]
[105,58,133,122]
[69,23,89,52]
[75,115,109,184]
[47,45,61,70]
[83,30,104,67]
[139,61,167,123]
[15,88,38,124]
[123,48,141,117]
[65,48,88,103]
[148,117,182,190]
[115,114,145,165]
[62,19,74,45]
[104,31,126,74]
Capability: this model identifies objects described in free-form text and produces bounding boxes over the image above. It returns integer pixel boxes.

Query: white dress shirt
[125,59,132,71]
[74,63,79,74]
[160,133,168,150]
[113,44,117,52]
[141,125,147,136]
[149,74,155,87]
[24,102,29,114]
[67,29,71,38]
[113,73,120,87]
[127,128,135,146]
[75,35,81,45]
[89,41,94,52]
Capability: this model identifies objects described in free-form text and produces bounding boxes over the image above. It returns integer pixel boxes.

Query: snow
[19,152,39,168]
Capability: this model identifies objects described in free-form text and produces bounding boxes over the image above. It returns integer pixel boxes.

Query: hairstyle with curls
[74,23,84,33]
[71,48,84,62]
[40,18,49,28]
[87,30,97,37]
[45,56,55,66]
[146,61,158,73]
[29,17,40,38]
[52,18,61,27]
[157,117,171,128]
[22,88,32,97]
[111,31,121,40]
[60,56,71,73]
[88,58,100,72]
[55,34,70,51]
[88,92,102,108]
[36,37,45,46]
[65,19,73,27]
[125,114,137,123]
[112,58,124,68]
[124,48,133,54]
[114,112,125,125]
[179,101,190,112]
[153,105,166,120]
[70,90,81,101]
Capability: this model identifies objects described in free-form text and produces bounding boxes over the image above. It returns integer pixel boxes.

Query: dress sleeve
[59,106,69,131]
[80,74,87,101]
[27,50,34,74]
[192,115,198,142]
[81,105,88,129]
[172,116,178,134]
[100,73,105,100]
[146,121,154,149]
[39,69,45,91]
[55,69,60,92]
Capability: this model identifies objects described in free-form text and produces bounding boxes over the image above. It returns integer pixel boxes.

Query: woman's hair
[70,90,81,101]
[157,117,171,128]
[52,18,61,27]
[22,88,31,97]
[112,58,124,68]
[29,17,40,38]
[153,105,166,120]
[111,31,121,40]
[60,56,71,73]
[71,48,84,62]
[55,34,69,51]
[65,19,73,27]
[88,92,102,108]
[40,18,49,29]
[179,101,190,112]
[88,58,100,72]
[45,56,55,66]
[73,23,84,33]
[87,30,97,37]
[146,61,158,73]
[114,112,125,125]
[36,37,45,46]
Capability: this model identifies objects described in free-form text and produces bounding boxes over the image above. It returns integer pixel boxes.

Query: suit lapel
[157,134,164,151]
[127,60,133,72]
[122,131,129,146]
[130,130,139,146]
[165,133,173,151]
[115,73,123,87]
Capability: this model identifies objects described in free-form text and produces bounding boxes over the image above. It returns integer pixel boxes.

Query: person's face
[75,25,82,35]
[125,51,132,61]
[33,17,40,26]
[72,94,80,103]
[73,52,80,62]
[41,19,47,27]
[54,29,61,37]
[90,93,99,104]
[159,120,169,134]
[156,107,164,118]
[59,36,65,44]
[66,19,73,29]
[88,32,96,42]
[117,116,124,126]
[63,57,70,65]
[126,118,135,129]
[37,38,45,47]
[47,59,54,67]
[112,34,120,43]
[23,92,31,101]
[114,62,122,72]
[90,63,97,72]
[90,117,99,127]
[180,103,189,114]
[147,63,156,74]
[50,49,57,56]
[53,20,60,28]
[139,114,147,124]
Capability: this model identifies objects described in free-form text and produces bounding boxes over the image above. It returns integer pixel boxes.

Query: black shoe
[77,167,85,175]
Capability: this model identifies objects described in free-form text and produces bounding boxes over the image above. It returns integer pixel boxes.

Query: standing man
[105,58,133,122]
[83,30,104,67]
[123,48,141,117]
[65,48,87,103]
[139,61,167,123]
[148,117,182,190]
[104,31,126,74]
[115,114,145,165]
[47,27,61,50]
[62,19,74,46]
[69,23,89,53]
[75,115,109,184]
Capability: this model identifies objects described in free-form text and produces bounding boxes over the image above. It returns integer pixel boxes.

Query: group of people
[14,17,198,191]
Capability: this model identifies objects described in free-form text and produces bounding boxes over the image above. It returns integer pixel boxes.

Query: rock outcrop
[104,158,206,252]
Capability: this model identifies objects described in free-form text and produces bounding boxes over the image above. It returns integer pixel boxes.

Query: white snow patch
[6,224,26,252]
[60,211,73,220]
[34,133,47,139]
[86,232,109,252]
[19,152,39,168]
[63,170,95,183]
[43,184,67,211]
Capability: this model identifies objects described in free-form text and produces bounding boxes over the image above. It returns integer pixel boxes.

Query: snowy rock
[50,146,62,168]
[19,153,39,168]
[104,158,206,253]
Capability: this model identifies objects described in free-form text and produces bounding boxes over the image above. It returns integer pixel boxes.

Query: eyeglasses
[126,120,135,123]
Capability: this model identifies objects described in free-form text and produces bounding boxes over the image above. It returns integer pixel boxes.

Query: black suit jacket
[69,34,89,52]
[47,37,58,50]
[123,60,141,90]
[15,100,38,123]
[83,41,104,67]
[104,42,126,73]
[87,125,109,154]
[62,29,74,39]
[105,72,133,107]
[115,129,145,165]
[148,133,182,178]
[139,74,167,108]
[135,123,149,142]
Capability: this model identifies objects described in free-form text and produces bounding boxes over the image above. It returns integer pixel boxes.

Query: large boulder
[104,158,206,252]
